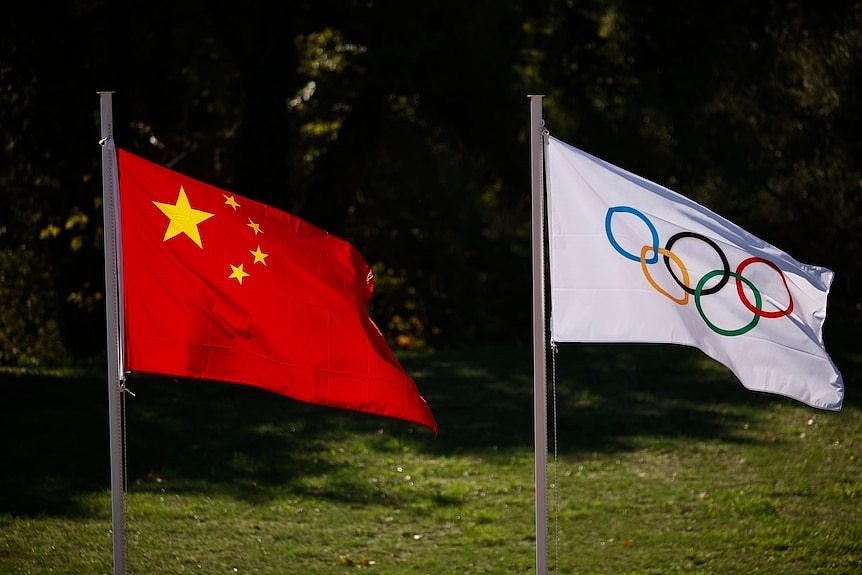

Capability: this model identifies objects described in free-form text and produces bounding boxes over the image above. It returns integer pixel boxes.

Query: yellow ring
[640,245,690,305]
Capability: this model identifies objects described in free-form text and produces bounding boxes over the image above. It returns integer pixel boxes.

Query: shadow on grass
[418,324,858,455]
[0,369,109,517]
[0,327,857,517]
[412,343,758,455]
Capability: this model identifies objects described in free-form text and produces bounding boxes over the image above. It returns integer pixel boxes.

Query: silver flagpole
[99,91,127,575]
[529,94,549,575]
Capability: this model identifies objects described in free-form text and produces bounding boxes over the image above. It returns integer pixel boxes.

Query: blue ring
[605,206,660,264]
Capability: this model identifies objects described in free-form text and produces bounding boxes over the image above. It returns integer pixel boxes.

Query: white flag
[547,136,843,410]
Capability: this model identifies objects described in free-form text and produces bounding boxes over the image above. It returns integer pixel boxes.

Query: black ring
[663,232,730,295]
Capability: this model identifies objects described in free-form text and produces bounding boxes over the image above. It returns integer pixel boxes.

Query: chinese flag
[117,149,436,433]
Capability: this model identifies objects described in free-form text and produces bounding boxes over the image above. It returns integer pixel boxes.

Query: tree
[1,0,859,365]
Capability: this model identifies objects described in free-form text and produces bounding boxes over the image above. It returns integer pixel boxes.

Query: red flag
[117,149,436,433]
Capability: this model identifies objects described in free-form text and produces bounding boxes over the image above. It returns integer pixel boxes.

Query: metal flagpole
[99,91,127,575]
[529,94,549,575]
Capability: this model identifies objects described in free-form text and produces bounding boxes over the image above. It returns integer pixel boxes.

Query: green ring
[694,270,761,337]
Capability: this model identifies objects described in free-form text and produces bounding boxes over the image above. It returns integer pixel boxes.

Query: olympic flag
[546,136,843,410]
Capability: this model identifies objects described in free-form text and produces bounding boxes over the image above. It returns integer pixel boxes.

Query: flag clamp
[119,380,135,398]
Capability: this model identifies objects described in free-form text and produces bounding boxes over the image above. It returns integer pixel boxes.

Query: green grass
[1,329,859,574]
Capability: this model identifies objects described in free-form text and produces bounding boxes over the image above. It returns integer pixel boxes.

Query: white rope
[550,341,560,575]
[121,383,130,563]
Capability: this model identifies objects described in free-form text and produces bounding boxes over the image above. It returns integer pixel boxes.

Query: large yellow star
[250,245,269,266]
[228,263,250,285]
[153,186,214,249]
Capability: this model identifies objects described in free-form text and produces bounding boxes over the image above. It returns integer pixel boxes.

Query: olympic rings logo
[605,206,794,336]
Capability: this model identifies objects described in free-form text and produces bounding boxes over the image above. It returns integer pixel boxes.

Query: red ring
[735,257,794,318]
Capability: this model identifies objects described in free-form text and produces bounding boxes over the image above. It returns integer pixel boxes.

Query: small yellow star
[223,194,240,210]
[250,245,269,266]
[152,186,214,249]
[247,218,263,235]
[228,263,250,285]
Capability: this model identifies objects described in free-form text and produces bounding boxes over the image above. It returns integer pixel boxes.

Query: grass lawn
[0,328,859,574]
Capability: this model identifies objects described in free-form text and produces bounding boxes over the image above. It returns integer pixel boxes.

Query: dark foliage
[1,0,859,364]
